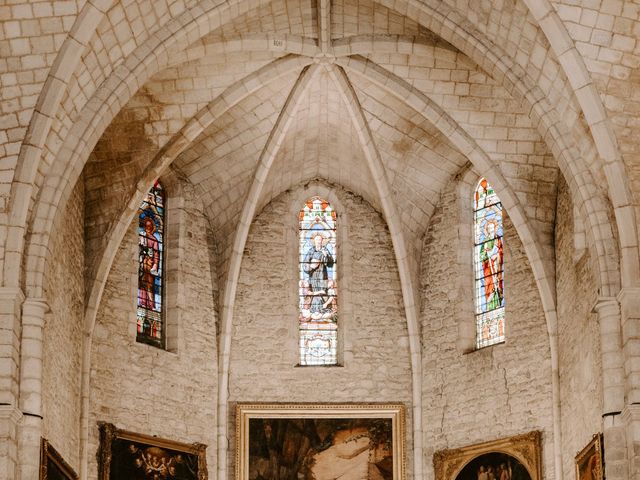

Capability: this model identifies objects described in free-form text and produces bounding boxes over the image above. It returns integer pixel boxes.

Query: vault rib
[337,54,564,479]
[327,64,424,480]
[216,63,320,480]
[78,55,313,479]
[317,0,331,53]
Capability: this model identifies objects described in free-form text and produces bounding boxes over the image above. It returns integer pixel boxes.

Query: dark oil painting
[456,453,531,480]
[108,437,201,480]
[575,434,603,480]
[98,423,207,480]
[40,438,78,480]
[247,417,394,480]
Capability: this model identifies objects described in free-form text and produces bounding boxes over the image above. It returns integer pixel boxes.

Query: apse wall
[42,178,85,470]
[87,183,219,478]
[420,178,555,478]
[555,177,602,477]
[229,184,414,475]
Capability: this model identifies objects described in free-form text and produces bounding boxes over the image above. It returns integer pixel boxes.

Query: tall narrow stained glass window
[474,178,505,349]
[136,180,165,348]
[298,197,338,365]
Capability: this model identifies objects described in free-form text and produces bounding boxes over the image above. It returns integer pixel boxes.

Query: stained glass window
[136,180,165,348]
[299,197,337,365]
[474,178,505,349]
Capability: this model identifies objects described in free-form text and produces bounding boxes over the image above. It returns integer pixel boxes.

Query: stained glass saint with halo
[298,196,337,365]
[136,180,165,348]
[474,178,505,349]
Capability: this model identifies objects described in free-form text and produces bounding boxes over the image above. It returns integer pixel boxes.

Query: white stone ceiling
[83,0,560,293]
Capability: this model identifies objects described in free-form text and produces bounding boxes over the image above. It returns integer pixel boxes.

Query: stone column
[17,298,48,480]
[594,297,628,480]
[619,288,640,480]
[0,406,23,480]
[595,298,625,413]
[0,287,24,479]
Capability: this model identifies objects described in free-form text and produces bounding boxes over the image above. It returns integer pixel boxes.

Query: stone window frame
[456,168,508,353]
[287,183,354,367]
[131,172,184,354]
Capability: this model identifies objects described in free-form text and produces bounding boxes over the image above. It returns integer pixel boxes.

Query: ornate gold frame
[235,403,406,480]
[433,431,542,480]
[97,422,208,480]
[575,434,604,480]
[40,438,79,480]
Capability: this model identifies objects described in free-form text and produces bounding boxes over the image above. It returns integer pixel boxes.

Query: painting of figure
[299,197,337,325]
[236,404,405,480]
[98,423,207,480]
[455,453,531,480]
[40,439,78,480]
[433,432,541,480]
[575,434,603,480]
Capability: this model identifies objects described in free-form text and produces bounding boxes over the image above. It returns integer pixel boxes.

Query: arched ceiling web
[331,0,443,41]
[257,66,380,216]
[171,71,302,245]
[201,0,318,40]
[348,71,469,238]
[77,0,566,283]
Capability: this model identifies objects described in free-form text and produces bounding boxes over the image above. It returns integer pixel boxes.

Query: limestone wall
[42,177,85,470]
[87,183,218,478]
[229,184,414,476]
[555,177,602,477]
[420,178,556,478]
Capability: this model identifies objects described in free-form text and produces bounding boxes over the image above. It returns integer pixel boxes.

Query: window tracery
[474,178,505,348]
[298,196,337,365]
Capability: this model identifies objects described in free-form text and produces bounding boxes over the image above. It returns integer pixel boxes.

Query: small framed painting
[235,403,406,480]
[575,434,604,480]
[97,422,207,480]
[40,438,78,480]
[434,431,542,480]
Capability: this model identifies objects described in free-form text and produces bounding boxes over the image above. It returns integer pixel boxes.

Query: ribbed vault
[8,0,637,479]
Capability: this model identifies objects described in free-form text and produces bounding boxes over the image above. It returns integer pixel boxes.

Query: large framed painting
[97,422,207,480]
[40,438,78,480]
[575,434,604,480]
[235,403,406,480]
[434,431,542,480]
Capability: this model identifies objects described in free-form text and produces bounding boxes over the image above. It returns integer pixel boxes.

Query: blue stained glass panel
[474,178,505,349]
[299,196,337,365]
[136,180,165,348]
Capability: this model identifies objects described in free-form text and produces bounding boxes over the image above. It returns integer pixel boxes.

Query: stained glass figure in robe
[474,178,505,349]
[298,196,337,365]
[136,180,165,348]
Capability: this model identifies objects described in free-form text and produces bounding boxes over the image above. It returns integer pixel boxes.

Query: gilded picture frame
[40,438,79,480]
[575,434,604,480]
[433,431,542,480]
[235,403,406,480]
[97,422,207,480]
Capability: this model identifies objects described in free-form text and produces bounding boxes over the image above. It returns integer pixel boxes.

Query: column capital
[618,288,640,315]
[592,296,619,314]
[21,297,50,322]
[0,287,24,301]
[621,403,640,424]
[0,405,23,425]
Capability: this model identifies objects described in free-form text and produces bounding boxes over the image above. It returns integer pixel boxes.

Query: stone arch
[212,63,319,480]
[286,182,354,369]
[23,36,564,480]
[369,0,629,295]
[328,64,424,478]
[72,58,315,478]
[333,58,564,478]
[519,0,639,289]
[8,3,624,478]
[5,0,274,291]
[15,0,623,336]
